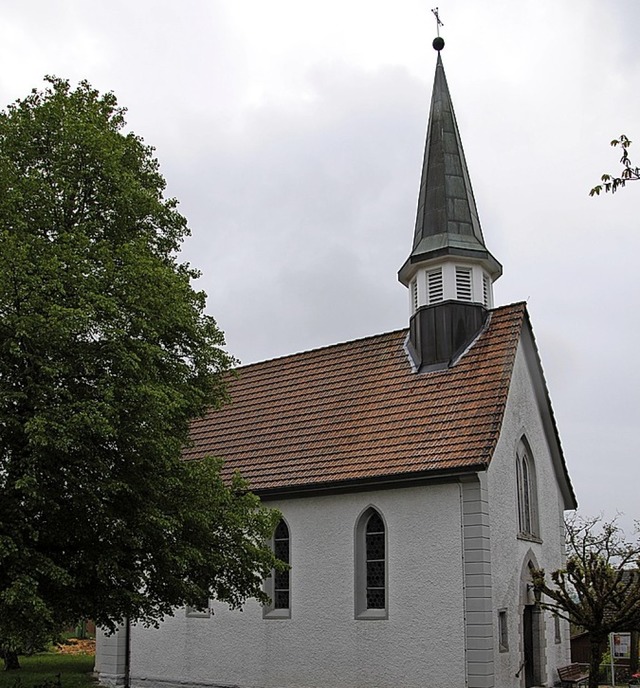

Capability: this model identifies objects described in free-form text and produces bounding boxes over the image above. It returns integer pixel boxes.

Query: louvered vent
[411,279,418,313]
[427,269,443,304]
[482,273,490,308]
[455,267,473,301]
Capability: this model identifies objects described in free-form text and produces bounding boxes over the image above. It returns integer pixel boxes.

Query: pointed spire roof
[399,45,502,285]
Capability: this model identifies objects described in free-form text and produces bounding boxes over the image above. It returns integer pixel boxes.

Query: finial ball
[432,36,445,51]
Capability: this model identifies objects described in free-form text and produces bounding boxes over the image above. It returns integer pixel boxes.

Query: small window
[498,609,508,652]
[264,519,291,618]
[427,268,443,304]
[455,266,473,301]
[554,614,562,644]
[516,438,539,539]
[355,507,387,619]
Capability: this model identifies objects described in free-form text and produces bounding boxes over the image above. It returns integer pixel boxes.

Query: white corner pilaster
[461,473,495,688]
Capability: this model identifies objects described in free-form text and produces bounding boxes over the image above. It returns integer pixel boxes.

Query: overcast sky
[2,0,639,535]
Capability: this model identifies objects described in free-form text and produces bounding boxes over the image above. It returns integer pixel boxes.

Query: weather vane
[431,7,444,37]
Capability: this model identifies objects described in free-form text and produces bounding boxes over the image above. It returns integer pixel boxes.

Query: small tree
[590,134,640,195]
[0,78,282,670]
[531,515,640,688]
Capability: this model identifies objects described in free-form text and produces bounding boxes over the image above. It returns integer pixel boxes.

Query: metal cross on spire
[431,7,444,36]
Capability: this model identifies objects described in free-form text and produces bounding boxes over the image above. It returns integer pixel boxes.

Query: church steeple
[399,37,502,372]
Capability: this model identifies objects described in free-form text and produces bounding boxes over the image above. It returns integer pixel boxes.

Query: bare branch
[532,515,640,688]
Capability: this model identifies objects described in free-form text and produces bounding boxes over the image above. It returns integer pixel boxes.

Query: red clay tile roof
[185,302,527,493]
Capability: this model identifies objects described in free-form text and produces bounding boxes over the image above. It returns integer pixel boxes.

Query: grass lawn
[0,654,96,688]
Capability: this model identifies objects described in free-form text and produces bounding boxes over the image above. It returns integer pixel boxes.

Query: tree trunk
[588,636,605,688]
[2,650,20,671]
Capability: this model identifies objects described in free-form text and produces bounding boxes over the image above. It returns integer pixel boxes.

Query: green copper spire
[399,43,501,285]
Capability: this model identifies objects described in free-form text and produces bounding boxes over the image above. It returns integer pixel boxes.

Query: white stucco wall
[488,339,572,687]
[95,625,128,687]
[127,484,465,688]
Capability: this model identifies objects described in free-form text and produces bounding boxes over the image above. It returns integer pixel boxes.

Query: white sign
[612,633,631,658]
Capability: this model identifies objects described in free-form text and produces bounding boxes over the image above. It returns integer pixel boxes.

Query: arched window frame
[263,518,291,619]
[516,438,540,540]
[354,506,388,620]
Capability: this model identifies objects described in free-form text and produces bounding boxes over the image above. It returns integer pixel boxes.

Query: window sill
[517,532,542,544]
[355,608,388,620]
[263,608,291,620]
[185,608,211,618]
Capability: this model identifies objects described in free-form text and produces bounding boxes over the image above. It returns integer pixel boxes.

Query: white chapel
[96,35,577,688]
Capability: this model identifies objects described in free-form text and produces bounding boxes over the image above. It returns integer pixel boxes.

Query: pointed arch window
[516,439,540,539]
[264,518,291,618]
[355,507,387,619]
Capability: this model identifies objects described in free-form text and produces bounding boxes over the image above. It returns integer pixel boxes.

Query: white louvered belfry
[408,261,494,312]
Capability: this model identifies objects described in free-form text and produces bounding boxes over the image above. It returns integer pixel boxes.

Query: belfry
[398,37,502,371]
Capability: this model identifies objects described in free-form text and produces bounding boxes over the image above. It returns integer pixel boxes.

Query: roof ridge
[234,327,408,371]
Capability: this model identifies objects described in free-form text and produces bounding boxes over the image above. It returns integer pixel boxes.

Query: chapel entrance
[522,602,545,687]
[523,605,535,687]
[521,556,546,688]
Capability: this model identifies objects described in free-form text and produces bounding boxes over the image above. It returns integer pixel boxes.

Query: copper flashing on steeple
[398,45,502,286]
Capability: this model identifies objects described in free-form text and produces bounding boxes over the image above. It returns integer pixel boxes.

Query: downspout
[124,618,131,688]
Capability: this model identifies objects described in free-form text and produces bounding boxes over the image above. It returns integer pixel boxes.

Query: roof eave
[252,463,491,500]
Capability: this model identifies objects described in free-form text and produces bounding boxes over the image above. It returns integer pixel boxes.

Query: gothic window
[264,518,290,618]
[355,507,387,619]
[365,512,385,609]
[273,520,290,608]
[516,439,539,539]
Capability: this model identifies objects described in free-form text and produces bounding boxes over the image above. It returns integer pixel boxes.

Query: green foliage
[0,77,281,657]
[532,515,640,688]
[590,134,640,195]
[0,654,93,688]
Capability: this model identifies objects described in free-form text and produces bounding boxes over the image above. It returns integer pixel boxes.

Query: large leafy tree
[532,515,640,688]
[0,78,280,669]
